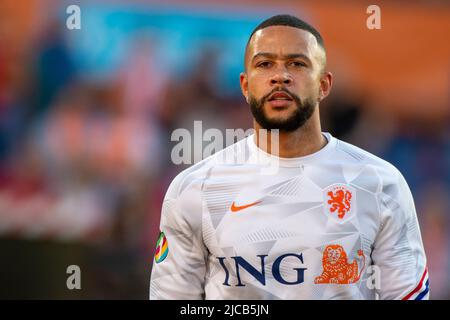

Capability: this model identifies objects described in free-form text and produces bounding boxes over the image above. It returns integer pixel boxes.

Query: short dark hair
[244,14,326,70]
[247,14,325,50]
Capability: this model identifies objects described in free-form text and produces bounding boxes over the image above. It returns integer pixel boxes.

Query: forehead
[247,25,321,61]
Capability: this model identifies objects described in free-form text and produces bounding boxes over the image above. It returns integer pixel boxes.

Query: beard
[249,88,316,132]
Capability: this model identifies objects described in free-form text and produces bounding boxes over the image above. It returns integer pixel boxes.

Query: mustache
[261,87,301,105]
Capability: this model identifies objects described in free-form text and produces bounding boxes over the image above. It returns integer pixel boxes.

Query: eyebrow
[251,52,312,65]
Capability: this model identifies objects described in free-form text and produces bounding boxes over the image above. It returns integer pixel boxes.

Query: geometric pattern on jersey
[149,132,429,300]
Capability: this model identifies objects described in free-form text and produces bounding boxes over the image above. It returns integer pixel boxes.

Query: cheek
[248,71,267,84]
[247,76,268,97]
[296,74,318,91]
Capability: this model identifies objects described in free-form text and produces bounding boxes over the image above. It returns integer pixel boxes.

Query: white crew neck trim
[246,132,336,167]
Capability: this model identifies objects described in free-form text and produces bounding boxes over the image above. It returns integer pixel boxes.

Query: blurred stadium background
[0,0,449,299]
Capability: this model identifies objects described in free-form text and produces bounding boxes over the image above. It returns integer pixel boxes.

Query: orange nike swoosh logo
[230,201,261,212]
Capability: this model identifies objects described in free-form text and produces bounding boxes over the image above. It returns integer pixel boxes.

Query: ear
[318,71,333,102]
[240,72,249,103]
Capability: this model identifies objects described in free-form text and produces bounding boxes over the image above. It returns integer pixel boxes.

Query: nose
[270,68,293,86]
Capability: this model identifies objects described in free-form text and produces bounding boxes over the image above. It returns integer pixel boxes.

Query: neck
[253,109,327,158]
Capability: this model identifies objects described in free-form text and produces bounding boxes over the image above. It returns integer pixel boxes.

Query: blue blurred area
[64,3,273,94]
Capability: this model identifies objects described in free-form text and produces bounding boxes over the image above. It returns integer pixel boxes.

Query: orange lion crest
[315,244,365,284]
[327,186,352,219]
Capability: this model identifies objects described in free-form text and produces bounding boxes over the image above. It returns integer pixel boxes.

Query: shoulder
[331,138,418,229]
[333,137,415,214]
[165,136,248,200]
[333,137,404,182]
[161,138,247,229]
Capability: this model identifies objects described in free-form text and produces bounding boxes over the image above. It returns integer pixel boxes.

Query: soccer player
[149,14,429,300]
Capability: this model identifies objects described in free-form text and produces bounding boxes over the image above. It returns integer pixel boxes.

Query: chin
[264,108,296,120]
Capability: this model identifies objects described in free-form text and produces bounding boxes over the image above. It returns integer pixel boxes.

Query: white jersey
[149,132,429,300]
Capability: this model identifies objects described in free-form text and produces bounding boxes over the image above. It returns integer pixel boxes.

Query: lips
[268,91,293,101]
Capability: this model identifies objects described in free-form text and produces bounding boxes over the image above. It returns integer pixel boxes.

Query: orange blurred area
[1,1,449,119]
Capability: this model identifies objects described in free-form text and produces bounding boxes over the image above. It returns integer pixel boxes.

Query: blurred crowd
[0,2,449,299]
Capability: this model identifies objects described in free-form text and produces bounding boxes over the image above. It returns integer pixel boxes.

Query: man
[149,14,429,300]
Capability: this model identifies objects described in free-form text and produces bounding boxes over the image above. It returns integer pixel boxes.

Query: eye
[257,61,272,68]
[289,61,306,68]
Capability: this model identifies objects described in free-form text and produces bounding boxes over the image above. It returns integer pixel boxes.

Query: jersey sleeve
[372,170,429,300]
[149,173,208,300]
